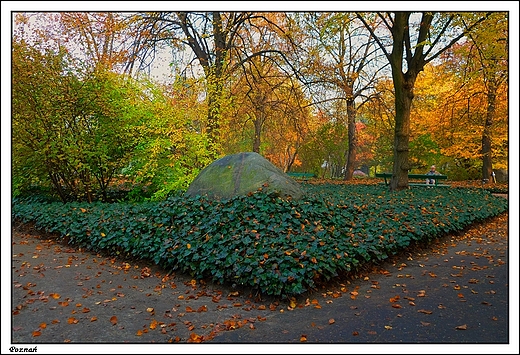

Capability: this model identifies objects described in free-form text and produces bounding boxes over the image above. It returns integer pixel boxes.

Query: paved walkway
[5,204,518,353]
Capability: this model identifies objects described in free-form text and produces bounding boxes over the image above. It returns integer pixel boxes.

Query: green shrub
[12,184,508,297]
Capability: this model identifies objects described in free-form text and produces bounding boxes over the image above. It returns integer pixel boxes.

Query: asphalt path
[5,197,518,354]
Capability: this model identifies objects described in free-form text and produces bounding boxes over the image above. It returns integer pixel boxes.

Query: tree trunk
[343,98,357,180]
[481,86,496,183]
[253,114,262,153]
[390,76,414,191]
[206,76,222,150]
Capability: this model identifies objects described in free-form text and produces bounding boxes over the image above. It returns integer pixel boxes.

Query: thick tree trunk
[390,77,414,191]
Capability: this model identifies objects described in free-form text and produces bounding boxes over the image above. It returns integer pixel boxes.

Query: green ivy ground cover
[12,184,508,297]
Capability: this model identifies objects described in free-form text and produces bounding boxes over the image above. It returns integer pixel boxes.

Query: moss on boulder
[185,152,303,200]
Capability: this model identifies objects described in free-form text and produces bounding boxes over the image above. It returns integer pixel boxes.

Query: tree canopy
[10,10,510,201]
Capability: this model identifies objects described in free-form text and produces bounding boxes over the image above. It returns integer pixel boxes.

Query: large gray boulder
[185,152,303,200]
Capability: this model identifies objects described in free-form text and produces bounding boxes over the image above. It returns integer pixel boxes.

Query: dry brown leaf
[110,316,117,325]
[455,324,467,330]
[418,309,433,314]
[389,295,400,303]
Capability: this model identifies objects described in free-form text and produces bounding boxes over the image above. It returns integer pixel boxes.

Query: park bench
[287,172,316,180]
[375,172,450,187]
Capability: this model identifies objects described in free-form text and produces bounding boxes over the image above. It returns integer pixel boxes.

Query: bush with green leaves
[12,184,508,297]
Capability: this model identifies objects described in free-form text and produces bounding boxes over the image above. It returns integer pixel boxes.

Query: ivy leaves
[12,184,508,297]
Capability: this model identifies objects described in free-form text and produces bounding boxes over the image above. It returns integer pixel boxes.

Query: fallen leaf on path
[455,324,467,330]
[418,309,433,314]
[110,316,118,325]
